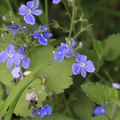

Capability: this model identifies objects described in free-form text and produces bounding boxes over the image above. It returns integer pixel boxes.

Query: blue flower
[19,0,43,25]
[71,38,76,47]
[72,54,95,78]
[32,105,52,118]
[52,0,61,4]
[37,108,45,118]
[54,42,75,62]
[93,105,106,116]
[32,109,37,118]
[7,24,20,36]
[12,67,23,80]
[0,44,21,68]
[33,25,52,46]
[112,83,120,89]
[7,24,27,36]
[18,46,31,69]
[44,105,52,115]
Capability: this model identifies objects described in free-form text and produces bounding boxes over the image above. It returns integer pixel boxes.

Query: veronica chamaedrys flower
[33,25,52,46]
[37,105,52,118]
[112,83,120,89]
[7,24,20,36]
[52,0,61,4]
[18,46,31,69]
[93,105,106,116]
[54,42,75,62]
[0,44,20,68]
[71,38,76,47]
[19,0,43,25]
[72,54,95,78]
[12,67,23,80]
[7,24,27,36]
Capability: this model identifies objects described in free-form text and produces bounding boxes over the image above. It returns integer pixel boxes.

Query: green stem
[67,1,75,44]
[73,24,93,39]
[6,0,14,15]
[45,0,48,26]
[62,0,71,20]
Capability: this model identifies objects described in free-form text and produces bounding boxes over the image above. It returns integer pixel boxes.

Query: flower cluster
[53,37,95,78]
[33,25,53,46]
[32,105,52,118]
[53,38,76,62]
[0,44,30,80]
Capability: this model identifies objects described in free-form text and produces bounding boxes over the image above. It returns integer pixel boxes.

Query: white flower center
[20,54,24,59]
[27,9,31,14]
[80,62,85,67]
[8,53,13,57]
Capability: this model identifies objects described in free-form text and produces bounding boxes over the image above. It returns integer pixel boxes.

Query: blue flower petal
[52,0,61,4]
[0,51,8,62]
[7,58,13,68]
[72,63,80,75]
[6,44,15,53]
[13,53,21,66]
[71,38,76,47]
[38,36,48,46]
[93,105,106,116]
[76,54,87,63]
[12,67,21,78]
[26,1,34,9]
[43,33,53,39]
[24,13,35,25]
[37,108,45,118]
[32,9,43,16]
[80,67,86,78]
[19,5,27,15]
[40,25,47,31]
[44,105,52,115]
[19,46,25,55]
[32,110,37,118]
[54,50,65,62]
[85,60,95,73]
[22,57,31,69]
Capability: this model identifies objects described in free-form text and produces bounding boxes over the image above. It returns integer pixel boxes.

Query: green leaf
[14,79,48,117]
[69,91,95,120]
[104,34,120,60]
[21,113,74,120]
[0,63,13,87]
[30,46,73,94]
[90,116,108,120]
[0,69,37,119]
[81,82,118,104]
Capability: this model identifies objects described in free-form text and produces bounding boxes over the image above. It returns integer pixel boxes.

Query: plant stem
[45,0,48,26]
[68,1,75,44]
[62,0,71,20]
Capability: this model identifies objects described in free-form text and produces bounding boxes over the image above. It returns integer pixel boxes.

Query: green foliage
[90,116,108,120]
[21,113,74,120]
[30,46,73,94]
[69,91,95,120]
[104,34,120,60]
[81,82,119,105]
[14,79,48,117]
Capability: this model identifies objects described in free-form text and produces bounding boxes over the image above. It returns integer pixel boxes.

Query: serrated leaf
[81,82,118,104]
[104,34,120,60]
[30,46,73,94]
